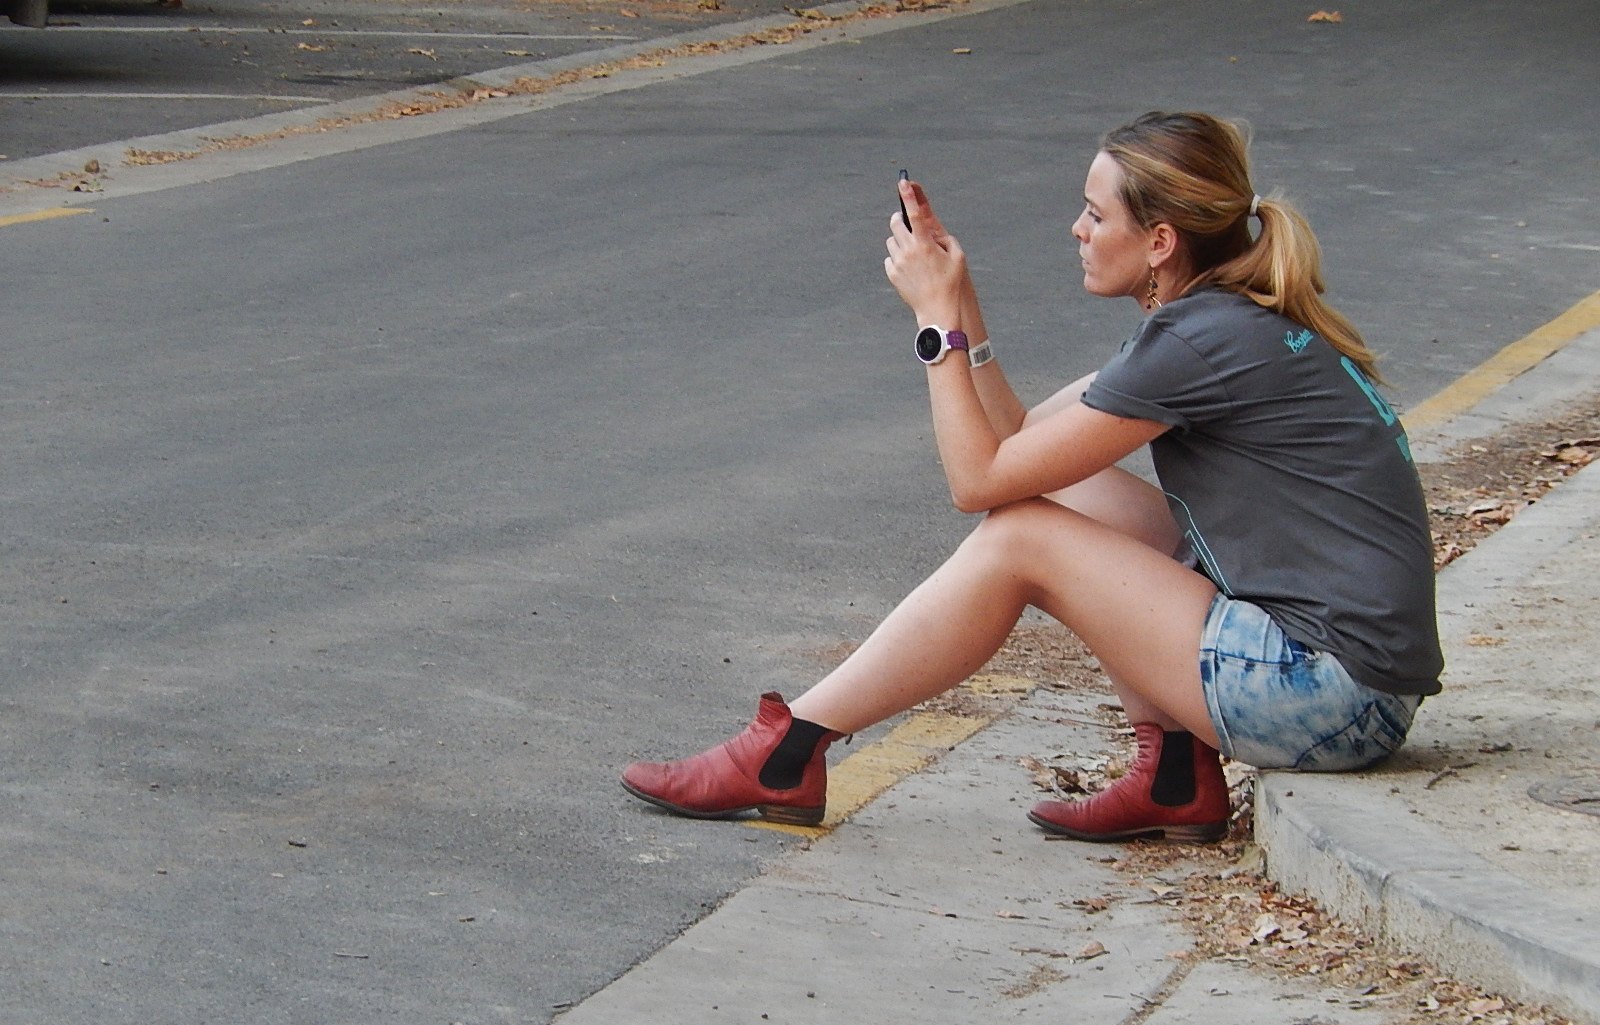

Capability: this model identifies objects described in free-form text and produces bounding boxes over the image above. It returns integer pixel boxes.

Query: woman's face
[1072,151,1153,301]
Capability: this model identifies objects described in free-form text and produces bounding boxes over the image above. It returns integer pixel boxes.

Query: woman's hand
[884,178,967,328]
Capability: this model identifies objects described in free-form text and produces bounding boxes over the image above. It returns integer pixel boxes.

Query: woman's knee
[969,498,1056,540]
[961,499,1082,574]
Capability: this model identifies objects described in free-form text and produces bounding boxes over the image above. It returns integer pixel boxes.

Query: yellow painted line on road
[747,674,1036,839]
[1403,288,1600,433]
[0,208,94,228]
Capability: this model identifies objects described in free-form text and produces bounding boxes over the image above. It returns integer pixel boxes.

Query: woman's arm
[885,180,1166,513]
[1022,373,1098,428]
[899,181,1028,439]
[926,373,1165,513]
[960,282,1029,439]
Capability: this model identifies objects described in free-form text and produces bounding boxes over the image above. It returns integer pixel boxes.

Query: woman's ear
[1147,222,1181,269]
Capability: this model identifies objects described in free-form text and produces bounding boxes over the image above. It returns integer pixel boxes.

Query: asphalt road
[2,1,1596,1022]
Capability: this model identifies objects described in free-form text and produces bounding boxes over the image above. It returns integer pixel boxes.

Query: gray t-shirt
[1084,288,1442,695]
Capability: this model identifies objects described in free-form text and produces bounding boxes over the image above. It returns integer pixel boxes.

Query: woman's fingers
[901,179,950,240]
[885,180,967,321]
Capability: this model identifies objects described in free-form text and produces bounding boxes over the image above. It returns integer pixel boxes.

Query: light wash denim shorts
[1199,593,1420,771]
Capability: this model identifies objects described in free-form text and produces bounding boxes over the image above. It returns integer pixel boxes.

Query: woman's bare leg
[1035,387,1189,728]
[793,367,1198,738]
[1045,465,1181,555]
[788,498,1218,745]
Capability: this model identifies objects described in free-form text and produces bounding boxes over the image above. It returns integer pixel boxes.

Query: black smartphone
[898,169,911,232]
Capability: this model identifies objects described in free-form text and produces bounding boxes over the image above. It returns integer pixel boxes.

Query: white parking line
[0,92,332,102]
[41,27,637,40]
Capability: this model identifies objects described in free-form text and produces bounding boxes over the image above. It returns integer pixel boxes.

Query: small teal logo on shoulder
[1284,328,1315,353]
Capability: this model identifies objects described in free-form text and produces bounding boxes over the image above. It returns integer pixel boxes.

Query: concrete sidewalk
[571,328,1600,1025]
[566,687,1396,1025]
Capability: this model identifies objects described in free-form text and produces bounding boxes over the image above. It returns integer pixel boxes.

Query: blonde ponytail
[1103,112,1384,383]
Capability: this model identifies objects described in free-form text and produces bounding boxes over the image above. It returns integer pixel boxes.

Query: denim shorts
[1198,593,1420,771]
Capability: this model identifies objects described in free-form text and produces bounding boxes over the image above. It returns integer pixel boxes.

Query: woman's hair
[1101,111,1382,382]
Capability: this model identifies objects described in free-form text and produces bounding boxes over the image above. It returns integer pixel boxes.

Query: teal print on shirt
[1341,356,1397,425]
[1341,356,1415,463]
[1284,328,1315,353]
[1166,492,1231,596]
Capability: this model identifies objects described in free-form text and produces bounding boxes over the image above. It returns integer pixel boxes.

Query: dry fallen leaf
[409,47,439,61]
[1308,10,1343,22]
[952,47,972,54]
[1019,755,1090,795]
[1555,446,1595,465]
[1075,940,1108,961]
[1466,499,1520,525]
[296,42,330,52]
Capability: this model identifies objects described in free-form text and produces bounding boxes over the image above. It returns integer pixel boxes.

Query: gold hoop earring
[1145,270,1162,310]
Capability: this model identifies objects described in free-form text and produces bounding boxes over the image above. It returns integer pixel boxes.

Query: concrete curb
[1257,773,1600,1023]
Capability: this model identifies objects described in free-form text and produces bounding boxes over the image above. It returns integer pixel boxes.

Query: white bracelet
[968,339,994,368]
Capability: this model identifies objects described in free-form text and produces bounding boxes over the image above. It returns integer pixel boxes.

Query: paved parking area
[0,0,802,162]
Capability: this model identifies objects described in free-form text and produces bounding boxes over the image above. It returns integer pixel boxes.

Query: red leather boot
[1027,724,1229,842]
[621,692,844,826]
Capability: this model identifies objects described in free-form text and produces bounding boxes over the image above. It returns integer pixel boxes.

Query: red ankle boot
[621,692,843,826]
[1027,724,1229,843]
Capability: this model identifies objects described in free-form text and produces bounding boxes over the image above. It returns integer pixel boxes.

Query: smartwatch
[915,325,969,366]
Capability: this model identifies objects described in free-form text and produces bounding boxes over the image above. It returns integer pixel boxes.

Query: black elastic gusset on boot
[756,717,834,790]
[1148,730,1198,807]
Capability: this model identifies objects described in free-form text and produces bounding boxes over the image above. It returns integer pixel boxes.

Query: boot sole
[621,780,825,826]
[1027,810,1227,844]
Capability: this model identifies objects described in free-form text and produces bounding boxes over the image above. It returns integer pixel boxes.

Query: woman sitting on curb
[622,111,1443,842]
